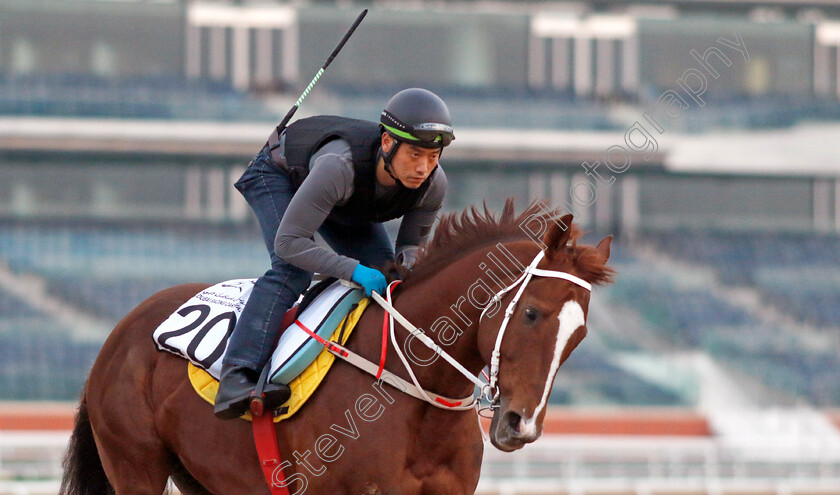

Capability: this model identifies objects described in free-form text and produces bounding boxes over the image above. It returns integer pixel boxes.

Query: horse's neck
[392,241,536,399]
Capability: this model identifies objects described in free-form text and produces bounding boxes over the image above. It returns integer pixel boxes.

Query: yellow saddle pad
[188,298,369,422]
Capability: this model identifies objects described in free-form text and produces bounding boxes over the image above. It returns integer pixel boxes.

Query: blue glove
[351,264,387,297]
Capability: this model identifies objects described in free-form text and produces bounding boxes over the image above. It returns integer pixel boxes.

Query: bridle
[352,248,592,415]
[479,250,591,407]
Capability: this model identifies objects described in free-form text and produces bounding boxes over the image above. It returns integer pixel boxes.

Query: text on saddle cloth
[152,278,364,383]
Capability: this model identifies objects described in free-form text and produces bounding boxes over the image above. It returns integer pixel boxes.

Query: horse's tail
[60,395,115,495]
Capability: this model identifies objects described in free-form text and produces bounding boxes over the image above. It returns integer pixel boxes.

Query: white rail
[0,481,61,495]
[476,478,840,495]
[3,431,840,495]
[0,432,68,481]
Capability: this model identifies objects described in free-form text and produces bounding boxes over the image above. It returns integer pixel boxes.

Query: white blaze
[520,300,585,438]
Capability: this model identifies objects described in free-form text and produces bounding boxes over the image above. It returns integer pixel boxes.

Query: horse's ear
[595,235,613,262]
[543,214,574,259]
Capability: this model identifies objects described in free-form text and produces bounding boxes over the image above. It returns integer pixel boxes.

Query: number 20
[157,304,236,368]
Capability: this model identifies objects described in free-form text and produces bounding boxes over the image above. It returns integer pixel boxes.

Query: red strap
[377,281,402,379]
[252,411,290,495]
[434,397,463,408]
[295,320,348,357]
[377,301,388,379]
[249,314,356,493]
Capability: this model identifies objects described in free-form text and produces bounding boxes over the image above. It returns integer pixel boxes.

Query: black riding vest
[282,115,435,225]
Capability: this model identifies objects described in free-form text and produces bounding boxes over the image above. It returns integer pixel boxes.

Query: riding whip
[273,9,368,137]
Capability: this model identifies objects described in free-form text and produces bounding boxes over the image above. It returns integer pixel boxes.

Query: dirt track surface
[6,402,840,436]
[0,402,76,431]
[0,402,714,435]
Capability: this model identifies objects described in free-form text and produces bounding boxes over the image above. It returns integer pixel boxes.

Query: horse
[60,199,614,495]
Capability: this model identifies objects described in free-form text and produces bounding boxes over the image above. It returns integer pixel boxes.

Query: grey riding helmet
[380,88,455,169]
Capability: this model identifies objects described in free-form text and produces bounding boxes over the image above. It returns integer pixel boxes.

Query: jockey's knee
[264,266,312,298]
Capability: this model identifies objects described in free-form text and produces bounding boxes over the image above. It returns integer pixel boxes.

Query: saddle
[153,278,369,421]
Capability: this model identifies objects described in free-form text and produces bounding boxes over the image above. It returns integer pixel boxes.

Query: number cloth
[153,279,255,378]
[153,278,366,389]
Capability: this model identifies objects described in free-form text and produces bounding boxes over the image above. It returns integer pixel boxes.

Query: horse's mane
[390,198,614,287]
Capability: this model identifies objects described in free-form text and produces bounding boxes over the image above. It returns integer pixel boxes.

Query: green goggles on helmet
[381,111,455,148]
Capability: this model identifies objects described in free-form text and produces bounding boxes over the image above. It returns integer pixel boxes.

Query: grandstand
[1,0,840,493]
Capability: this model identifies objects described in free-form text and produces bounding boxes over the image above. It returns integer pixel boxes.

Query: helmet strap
[380,139,404,186]
[379,135,442,188]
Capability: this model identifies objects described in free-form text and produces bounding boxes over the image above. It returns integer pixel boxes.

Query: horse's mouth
[489,408,540,452]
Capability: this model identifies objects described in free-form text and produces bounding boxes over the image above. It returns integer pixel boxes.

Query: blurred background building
[0,0,839,494]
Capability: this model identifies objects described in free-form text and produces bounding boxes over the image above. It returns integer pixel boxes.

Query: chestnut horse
[61,200,613,495]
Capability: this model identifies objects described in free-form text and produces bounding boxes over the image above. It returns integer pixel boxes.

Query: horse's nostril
[506,411,522,434]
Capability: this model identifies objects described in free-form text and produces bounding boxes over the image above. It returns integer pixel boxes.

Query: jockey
[215,88,455,419]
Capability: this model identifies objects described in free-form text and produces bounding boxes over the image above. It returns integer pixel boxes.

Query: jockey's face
[382,133,440,189]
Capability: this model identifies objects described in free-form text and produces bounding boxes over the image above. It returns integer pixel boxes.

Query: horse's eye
[523,306,539,324]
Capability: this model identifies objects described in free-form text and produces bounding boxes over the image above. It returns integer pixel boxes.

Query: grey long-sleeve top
[274,139,446,280]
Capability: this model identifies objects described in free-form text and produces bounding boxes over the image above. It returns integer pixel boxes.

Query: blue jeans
[223,146,394,373]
